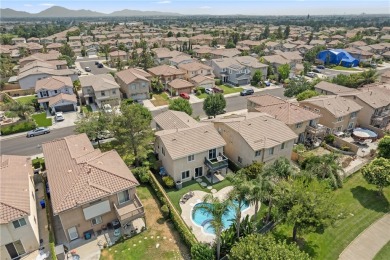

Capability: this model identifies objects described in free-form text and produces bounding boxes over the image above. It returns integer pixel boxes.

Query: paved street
[0,126,76,156]
[79,61,114,75]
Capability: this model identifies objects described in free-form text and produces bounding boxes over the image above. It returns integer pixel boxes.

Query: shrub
[123,98,134,105]
[324,134,335,144]
[41,162,46,171]
[161,204,170,219]
[197,87,205,93]
[162,176,175,188]
[191,243,214,260]
[196,90,202,96]
[132,167,150,183]
[32,160,41,169]
[0,121,36,135]
[341,145,350,151]
[215,79,222,86]
[293,143,306,154]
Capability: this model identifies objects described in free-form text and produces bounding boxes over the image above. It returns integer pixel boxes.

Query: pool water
[192,201,249,234]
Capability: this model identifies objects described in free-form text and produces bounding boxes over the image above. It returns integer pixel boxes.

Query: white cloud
[199,6,211,9]
[155,1,171,4]
[24,4,33,7]
[40,3,55,6]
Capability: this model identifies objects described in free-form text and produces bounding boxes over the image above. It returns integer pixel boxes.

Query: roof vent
[68,169,72,173]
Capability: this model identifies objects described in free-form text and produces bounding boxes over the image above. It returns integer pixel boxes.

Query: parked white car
[205,88,214,95]
[103,104,113,113]
[55,112,64,121]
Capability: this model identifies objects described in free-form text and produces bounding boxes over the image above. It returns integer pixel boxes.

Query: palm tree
[227,181,249,238]
[192,194,231,260]
[8,103,34,120]
[359,69,378,87]
[247,173,274,222]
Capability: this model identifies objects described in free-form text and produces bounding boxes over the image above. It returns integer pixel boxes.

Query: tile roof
[169,54,193,64]
[18,67,77,80]
[35,76,73,92]
[314,81,359,95]
[279,51,303,61]
[42,134,139,214]
[156,124,226,160]
[215,113,298,150]
[262,55,291,65]
[20,51,61,65]
[0,155,32,224]
[351,85,390,109]
[154,110,199,130]
[116,68,152,85]
[168,79,194,89]
[178,62,212,72]
[301,95,362,117]
[247,94,286,107]
[148,64,185,77]
[190,75,214,84]
[79,74,120,91]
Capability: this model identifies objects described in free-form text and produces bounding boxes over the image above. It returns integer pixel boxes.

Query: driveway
[79,61,115,75]
[50,111,80,129]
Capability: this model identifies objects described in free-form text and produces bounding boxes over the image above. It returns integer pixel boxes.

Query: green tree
[239,161,264,180]
[274,178,338,241]
[168,98,193,116]
[203,93,226,118]
[167,31,173,37]
[296,89,319,101]
[230,234,310,260]
[8,102,34,120]
[193,194,231,260]
[111,103,154,166]
[151,77,163,93]
[362,158,390,195]
[378,135,390,158]
[74,112,111,148]
[59,43,75,58]
[284,25,290,39]
[277,64,290,81]
[284,78,315,97]
[276,26,283,39]
[59,55,75,67]
[301,153,344,189]
[303,61,312,75]
[251,70,263,86]
[358,69,378,86]
[304,45,326,63]
[191,243,214,260]
[261,25,270,39]
[211,39,218,47]
[100,44,110,61]
[248,170,274,221]
[225,39,236,49]
[139,40,154,70]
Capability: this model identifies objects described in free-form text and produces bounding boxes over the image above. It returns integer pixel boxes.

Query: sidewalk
[339,214,390,260]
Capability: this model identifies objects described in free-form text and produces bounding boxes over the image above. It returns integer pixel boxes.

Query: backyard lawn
[332,66,359,71]
[166,177,232,213]
[374,241,390,260]
[151,93,169,107]
[32,112,52,127]
[100,185,190,260]
[15,95,37,105]
[273,171,390,260]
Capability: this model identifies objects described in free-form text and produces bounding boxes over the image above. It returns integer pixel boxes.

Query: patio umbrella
[353,130,371,138]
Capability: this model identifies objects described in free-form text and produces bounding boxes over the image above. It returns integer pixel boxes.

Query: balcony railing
[113,194,145,223]
[204,153,229,172]
[306,124,326,134]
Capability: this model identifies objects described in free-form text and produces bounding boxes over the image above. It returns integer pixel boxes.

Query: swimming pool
[191,201,249,235]
[353,128,378,138]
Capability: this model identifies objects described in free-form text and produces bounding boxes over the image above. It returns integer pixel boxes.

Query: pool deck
[180,186,256,243]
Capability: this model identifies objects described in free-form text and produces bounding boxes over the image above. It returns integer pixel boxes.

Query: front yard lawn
[166,177,232,213]
[151,93,169,107]
[15,95,37,105]
[374,241,390,260]
[332,66,359,71]
[273,171,390,260]
[82,105,93,114]
[32,113,52,127]
[100,185,189,260]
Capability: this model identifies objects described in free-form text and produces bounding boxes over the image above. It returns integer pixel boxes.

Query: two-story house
[42,134,145,243]
[148,65,185,87]
[35,76,77,112]
[300,95,362,134]
[0,155,40,260]
[116,68,152,101]
[178,62,214,81]
[247,95,324,143]
[211,113,297,166]
[154,111,228,184]
[80,74,121,108]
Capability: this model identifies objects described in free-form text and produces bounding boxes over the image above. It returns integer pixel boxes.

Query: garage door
[55,104,75,112]
[238,79,249,85]
[178,88,192,95]
[131,93,147,100]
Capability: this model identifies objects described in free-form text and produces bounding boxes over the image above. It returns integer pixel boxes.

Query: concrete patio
[180,186,255,243]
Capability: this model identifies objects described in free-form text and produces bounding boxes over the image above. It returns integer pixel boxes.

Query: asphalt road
[0,126,76,156]
[79,61,113,75]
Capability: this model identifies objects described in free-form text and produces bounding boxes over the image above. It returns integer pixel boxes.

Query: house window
[91,216,102,226]
[101,91,105,96]
[162,147,165,156]
[181,170,190,179]
[12,218,27,229]
[87,88,91,93]
[188,154,195,162]
[350,112,357,118]
[208,149,217,160]
[112,90,116,94]
[131,84,136,90]
[54,90,58,94]
[296,122,303,128]
[337,126,342,131]
[281,142,286,149]
[5,240,25,258]
[195,167,203,178]
[238,156,243,164]
[255,150,261,157]
[269,147,274,155]
[337,117,343,122]
[118,190,130,204]
[348,122,354,129]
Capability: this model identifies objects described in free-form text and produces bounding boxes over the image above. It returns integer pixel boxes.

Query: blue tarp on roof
[317,49,359,67]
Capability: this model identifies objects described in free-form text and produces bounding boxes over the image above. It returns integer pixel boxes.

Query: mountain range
[0,6,182,18]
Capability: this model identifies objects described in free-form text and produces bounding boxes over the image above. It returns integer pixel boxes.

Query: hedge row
[0,121,36,135]
[148,172,197,248]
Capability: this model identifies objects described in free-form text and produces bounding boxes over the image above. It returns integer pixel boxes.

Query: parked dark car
[312,69,321,73]
[240,89,254,96]
[212,86,224,93]
[95,61,99,65]
[97,63,103,68]
[316,65,325,69]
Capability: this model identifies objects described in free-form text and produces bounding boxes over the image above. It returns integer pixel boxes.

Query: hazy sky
[2,0,389,15]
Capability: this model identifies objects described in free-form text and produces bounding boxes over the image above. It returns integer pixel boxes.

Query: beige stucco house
[116,68,152,101]
[80,74,121,108]
[154,111,228,184]
[0,155,40,260]
[300,95,362,134]
[178,62,214,81]
[42,134,144,243]
[211,113,297,167]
